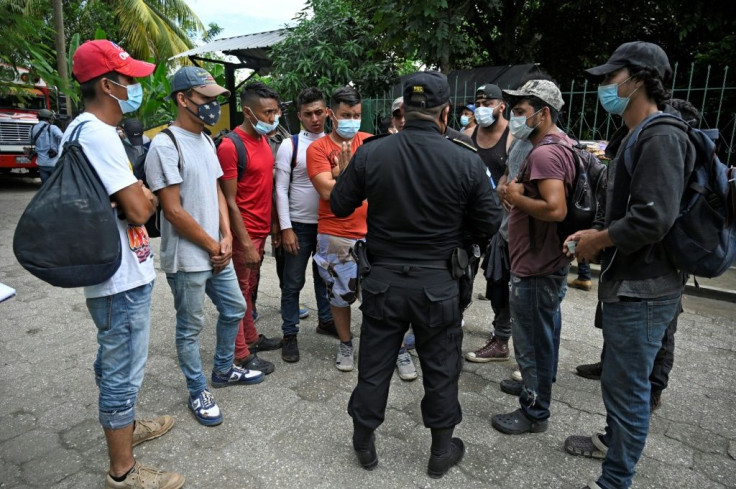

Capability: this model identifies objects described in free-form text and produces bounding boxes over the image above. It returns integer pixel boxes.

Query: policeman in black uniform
[330,71,502,478]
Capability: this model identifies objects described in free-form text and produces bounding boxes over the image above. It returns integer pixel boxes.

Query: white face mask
[508,109,542,140]
[474,106,496,127]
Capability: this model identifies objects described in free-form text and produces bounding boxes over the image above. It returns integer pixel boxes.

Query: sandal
[564,432,608,459]
[491,409,548,435]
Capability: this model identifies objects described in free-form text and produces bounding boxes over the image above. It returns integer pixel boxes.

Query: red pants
[232,236,266,360]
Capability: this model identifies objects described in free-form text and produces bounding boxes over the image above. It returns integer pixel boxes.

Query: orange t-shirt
[306,132,370,239]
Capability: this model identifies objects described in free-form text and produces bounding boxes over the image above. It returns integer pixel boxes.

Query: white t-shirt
[144,126,223,274]
[60,112,156,299]
[274,130,325,229]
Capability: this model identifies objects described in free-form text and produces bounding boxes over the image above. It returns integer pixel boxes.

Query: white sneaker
[396,350,418,381]
[336,342,354,371]
[511,369,522,382]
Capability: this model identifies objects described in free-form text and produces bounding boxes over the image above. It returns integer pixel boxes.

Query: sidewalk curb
[569,264,736,303]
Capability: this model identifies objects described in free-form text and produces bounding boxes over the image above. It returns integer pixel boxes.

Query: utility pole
[51,0,72,117]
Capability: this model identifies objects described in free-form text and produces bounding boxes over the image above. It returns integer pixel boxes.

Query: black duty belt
[371,258,448,270]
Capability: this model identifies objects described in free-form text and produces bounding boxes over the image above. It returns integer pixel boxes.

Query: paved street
[1,174,735,489]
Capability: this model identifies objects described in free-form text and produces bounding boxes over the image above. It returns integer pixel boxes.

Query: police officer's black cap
[475,84,503,100]
[403,71,450,109]
[585,41,672,82]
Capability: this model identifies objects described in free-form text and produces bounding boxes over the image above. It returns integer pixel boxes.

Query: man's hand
[271,221,282,248]
[563,228,609,263]
[140,181,158,208]
[503,178,525,207]
[331,142,352,178]
[211,235,233,274]
[241,241,262,269]
[281,228,300,255]
[496,181,511,211]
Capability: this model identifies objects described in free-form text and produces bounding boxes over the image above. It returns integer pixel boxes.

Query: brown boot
[464,337,510,362]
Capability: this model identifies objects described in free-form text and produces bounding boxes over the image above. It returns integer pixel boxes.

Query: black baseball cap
[122,118,144,146]
[403,71,450,108]
[476,84,503,100]
[585,41,672,82]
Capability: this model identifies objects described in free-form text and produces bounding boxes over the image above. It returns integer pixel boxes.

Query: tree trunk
[51,0,72,116]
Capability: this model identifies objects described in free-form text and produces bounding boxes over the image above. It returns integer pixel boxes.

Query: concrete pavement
[1,175,735,488]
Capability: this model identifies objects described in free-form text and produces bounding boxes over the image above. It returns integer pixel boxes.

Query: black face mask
[184,97,221,125]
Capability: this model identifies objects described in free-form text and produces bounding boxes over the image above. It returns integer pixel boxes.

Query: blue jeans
[510,266,567,422]
[166,264,246,398]
[87,282,153,430]
[597,294,681,489]
[281,222,332,336]
[39,166,54,184]
[577,260,591,281]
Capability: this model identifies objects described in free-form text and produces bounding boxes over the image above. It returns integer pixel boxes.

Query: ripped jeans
[509,266,568,422]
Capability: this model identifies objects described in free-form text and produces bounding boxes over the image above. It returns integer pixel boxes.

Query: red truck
[0,65,56,176]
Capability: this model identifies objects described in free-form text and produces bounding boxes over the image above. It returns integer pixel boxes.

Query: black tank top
[471,125,510,185]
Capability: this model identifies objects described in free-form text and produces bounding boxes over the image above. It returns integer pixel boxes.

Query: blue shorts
[314,233,362,307]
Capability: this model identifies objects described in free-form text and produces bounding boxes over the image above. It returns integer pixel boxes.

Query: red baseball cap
[72,40,155,83]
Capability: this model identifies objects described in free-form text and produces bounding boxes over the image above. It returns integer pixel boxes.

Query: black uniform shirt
[331,119,502,262]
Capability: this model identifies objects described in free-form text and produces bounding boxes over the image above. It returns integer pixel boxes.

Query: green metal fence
[364,63,735,164]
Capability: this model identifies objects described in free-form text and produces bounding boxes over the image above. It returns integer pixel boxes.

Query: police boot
[427,427,465,479]
[353,422,378,470]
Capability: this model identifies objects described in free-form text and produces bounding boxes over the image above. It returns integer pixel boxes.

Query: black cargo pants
[348,264,463,430]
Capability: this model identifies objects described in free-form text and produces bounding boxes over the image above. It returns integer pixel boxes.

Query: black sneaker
[427,438,465,479]
[500,379,523,396]
[249,334,282,353]
[316,319,338,338]
[235,353,275,375]
[576,361,602,380]
[282,335,300,363]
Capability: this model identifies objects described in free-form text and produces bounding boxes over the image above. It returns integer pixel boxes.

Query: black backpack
[213,129,248,181]
[622,112,736,277]
[525,139,608,248]
[13,121,122,287]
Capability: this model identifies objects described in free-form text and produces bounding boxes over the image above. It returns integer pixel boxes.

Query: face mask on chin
[248,107,279,135]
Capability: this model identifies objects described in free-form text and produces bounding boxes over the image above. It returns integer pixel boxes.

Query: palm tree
[113,0,206,62]
[9,0,206,63]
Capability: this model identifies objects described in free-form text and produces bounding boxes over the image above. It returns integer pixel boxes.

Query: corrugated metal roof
[171,29,290,59]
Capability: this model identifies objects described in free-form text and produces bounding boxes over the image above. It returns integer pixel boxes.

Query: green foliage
[0,1,66,97]
[137,61,176,129]
[270,0,402,103]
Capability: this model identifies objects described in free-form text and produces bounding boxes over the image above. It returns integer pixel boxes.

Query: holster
[350,241,371,299]
[450,248,469,280]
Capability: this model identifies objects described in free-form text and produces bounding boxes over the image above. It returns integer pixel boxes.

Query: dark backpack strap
[224,132,248,181]
[67,120,90,143]
[623,112,688,176]
[290,134,299,169]
[31,122,50,145]
[160,128,183,173]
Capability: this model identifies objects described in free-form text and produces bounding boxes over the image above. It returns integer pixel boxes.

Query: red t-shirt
[306,132,371,239]
[216,126,273,239]
[508,132,577,277]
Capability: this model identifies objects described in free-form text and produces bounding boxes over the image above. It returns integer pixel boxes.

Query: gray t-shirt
[145,126,223,273]
[499,139,533,241]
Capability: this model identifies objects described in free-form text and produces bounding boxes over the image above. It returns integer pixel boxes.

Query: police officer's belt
[370,257,448,270]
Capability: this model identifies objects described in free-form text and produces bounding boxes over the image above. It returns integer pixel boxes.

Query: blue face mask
[109,80,143,114]
[598,77,639,115]
[508,109,541,140]
[336,118,361,139]
[248,108,279,135]
[460,115,470,127]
